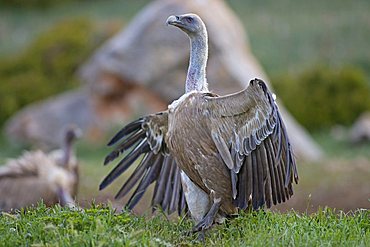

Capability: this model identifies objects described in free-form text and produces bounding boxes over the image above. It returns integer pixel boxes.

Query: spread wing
[205,78,298,210]
[100,111,187,215]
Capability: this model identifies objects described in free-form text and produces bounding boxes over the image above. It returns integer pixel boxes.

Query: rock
[6,0,323,161]
[4,86,167,149]
[79,0,323,161]
[4,89,98,149]
[349,112,370,143]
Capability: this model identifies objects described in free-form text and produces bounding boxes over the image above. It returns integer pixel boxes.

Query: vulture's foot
[197,231,206,242]
[57,187,76,208]
[192,198,221,233]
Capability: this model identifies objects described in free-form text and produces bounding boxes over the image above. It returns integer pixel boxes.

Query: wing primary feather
[107,118,144,146]
[99,140,150,190]
[230,170,238,200]
[271,105,287,203]
[275,110,290,164]
[235,152,244,173]
[251,151,259,210]
[126,155,163,209]
[287,182,294,196]
[272,111,283,162]
[280,119,292,186]
[267,137,282,204]
[179,185,187,215]
[291,148,299,183]
[152,156,172,208]
[104,129,146,165]
[278,126,291,199]
[103,151,120,166]
[245,154,253,207]
[236,157,247,209]
[276,150,287,202]
[162,158,176,212]
[114,152,155,199]
[271,134,287,202]
[256,146,265,208]
[169,166,181,214]
[260,143,272,208]
[284,147,292,188]
[265,138,277,205]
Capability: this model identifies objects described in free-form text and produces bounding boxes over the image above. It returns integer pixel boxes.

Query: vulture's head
[166,13,206,37]
[64,125,82,145]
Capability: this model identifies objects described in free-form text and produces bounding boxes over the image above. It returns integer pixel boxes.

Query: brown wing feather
[204,78,298,210]
[0,151,43,178]
[100,111,187,215]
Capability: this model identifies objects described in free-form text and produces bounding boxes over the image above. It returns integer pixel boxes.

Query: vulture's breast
[167,92,212,162]
[166,92,233,210]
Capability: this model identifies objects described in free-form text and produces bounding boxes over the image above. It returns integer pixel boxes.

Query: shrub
[272,66,370,131]
[0,18,111,126]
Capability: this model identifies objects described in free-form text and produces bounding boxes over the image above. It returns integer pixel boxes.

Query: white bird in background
[0,125,82,212]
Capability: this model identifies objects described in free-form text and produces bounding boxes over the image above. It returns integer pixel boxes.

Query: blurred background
[0,0,369,213]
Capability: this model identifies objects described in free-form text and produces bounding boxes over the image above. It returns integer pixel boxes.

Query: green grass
[0,205,368,246]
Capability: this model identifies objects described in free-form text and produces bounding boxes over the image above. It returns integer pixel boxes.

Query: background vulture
[0,126,81,211]
[100,13,298,233]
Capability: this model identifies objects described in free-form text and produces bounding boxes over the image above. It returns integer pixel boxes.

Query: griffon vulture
[100,13,298,232]
[0,126,81,211]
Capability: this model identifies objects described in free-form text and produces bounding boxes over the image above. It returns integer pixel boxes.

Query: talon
[192,217,213,233]
[192,198,221,233]
[197,231,206,242]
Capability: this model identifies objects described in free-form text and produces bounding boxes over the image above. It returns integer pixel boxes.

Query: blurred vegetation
[0,18,113,126]
[0,0,82,8]
[272,66,370,131]
[1,0,369,77]
[230,0,370,79]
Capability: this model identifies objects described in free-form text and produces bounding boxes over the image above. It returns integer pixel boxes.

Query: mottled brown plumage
[101,14,298,232]
[0,126,81,211]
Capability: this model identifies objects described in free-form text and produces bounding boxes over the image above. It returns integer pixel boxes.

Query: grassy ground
[0,205,368,246]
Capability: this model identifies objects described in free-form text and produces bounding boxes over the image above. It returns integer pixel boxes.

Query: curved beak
[65,125,83,142]
[166,15,181,27]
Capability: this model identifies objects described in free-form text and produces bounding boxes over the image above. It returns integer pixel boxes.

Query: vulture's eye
[186,17,193,23]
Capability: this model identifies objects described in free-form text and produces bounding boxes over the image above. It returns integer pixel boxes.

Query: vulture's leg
[181,171,211,221]
[57,187,76,208]
[192,197,221,233]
